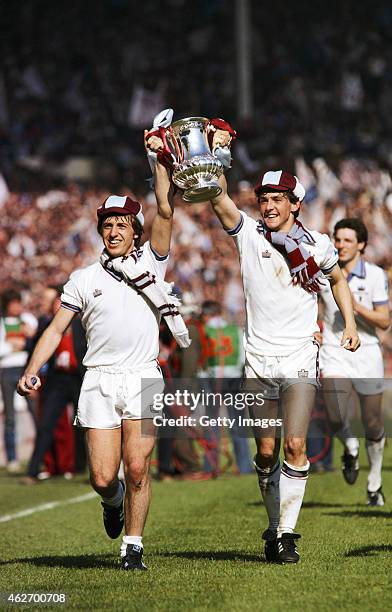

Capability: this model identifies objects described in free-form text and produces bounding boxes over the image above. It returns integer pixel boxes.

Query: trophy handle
[158,126,171,156]
[213,145,233,169]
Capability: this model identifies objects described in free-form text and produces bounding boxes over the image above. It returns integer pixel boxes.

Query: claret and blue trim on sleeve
[321,263,338,274]
[61,301,81,313]
[226,212,244,236]
[150,244,169,261]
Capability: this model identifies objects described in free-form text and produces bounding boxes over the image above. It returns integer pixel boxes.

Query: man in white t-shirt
[17,156,176,571]
[0,289,37,472]
[319,218,390,506]
[207,153,360,563]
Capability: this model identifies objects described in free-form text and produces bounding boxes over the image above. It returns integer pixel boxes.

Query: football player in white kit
[207,153,360,562]
[17,154,176,571]
[319,218,390,506]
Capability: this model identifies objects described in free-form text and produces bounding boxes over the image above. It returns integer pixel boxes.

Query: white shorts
[320,343,384,395]
[75,363,164,428]
[244,342,319,400]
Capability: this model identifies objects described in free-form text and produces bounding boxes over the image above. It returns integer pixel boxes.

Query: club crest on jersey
[93,289,102,297]
[298,369,309,377]
[262,250,271,258]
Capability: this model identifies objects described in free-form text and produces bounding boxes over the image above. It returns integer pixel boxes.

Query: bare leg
[322,377,359,455]
[251,398,280,467]
[278,383,315,535]
[282,383,315,466]
[359,393,384,440]
[86,427,122,497]
[122,419,156,536]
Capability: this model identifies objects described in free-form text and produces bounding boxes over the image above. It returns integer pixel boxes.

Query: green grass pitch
[0,444,390,612]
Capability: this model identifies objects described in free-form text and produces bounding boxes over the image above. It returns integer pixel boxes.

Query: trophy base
[182,184,222,204]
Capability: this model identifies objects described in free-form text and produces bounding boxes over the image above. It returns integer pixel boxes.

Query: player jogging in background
[319,218,390,506]
[17,151,187,571]
[206,153,360,563]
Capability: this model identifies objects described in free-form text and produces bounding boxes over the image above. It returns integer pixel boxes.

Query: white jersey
[320,258,389,347]
[228,212,338,356]
[61,241,168,369]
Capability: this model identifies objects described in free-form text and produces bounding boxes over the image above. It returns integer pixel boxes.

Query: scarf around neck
[257,219,324,293]
[100,248,191,348]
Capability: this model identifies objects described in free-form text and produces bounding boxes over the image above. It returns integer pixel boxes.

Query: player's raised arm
[17,306,76,396]
[328,263,361,351]
[210,173,241,231]
[145,130,174,257]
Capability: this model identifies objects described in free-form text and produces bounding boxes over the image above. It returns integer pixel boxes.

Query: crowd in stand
[1,156,392,373]
[1,0,392,371]
[2,1,392,183]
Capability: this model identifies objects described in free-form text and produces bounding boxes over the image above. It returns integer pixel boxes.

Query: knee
[364,416,383,440]
[124,459,149,489]
[365,425,384,441]
[90,470,117,493]
[284,438,306,463]
[256,443,277,467]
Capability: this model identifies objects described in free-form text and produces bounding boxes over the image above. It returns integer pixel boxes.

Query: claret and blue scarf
[100,249,191,348]
[257,219,324,293]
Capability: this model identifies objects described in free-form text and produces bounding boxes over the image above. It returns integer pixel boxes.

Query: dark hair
[256,190,300,218]
[201,300,221,317]
[1,289,22,311]
[97,213,144,249]
[333,218,368,252]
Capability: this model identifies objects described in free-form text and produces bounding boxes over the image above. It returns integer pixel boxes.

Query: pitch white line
[0,491,97,523]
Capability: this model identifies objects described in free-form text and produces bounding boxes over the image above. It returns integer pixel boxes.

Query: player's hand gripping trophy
[145,109,236,203]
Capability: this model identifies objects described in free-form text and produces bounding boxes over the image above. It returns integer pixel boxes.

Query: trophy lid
[171,117,208,135]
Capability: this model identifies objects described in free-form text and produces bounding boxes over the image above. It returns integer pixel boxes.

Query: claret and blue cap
[97,195,144,227]
[255,170,306,202]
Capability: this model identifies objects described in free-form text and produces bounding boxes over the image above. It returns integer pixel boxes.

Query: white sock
[254,458,280,531]
[366,434,385,492]
[101,481,124,507]
[345,437,360,456]
[121,536,143,557]
[277,460,309,537]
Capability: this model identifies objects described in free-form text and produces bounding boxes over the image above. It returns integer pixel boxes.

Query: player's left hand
[212,129,231,149]
[341,327,361,352]
[17,373,41,396]
[144,129,164,152]
[313,331,323,345]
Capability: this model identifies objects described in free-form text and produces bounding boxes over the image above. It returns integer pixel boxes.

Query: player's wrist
[344,324,357,333]
[25,369,39,379]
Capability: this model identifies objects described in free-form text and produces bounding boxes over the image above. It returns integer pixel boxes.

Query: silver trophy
[147,110,233,204]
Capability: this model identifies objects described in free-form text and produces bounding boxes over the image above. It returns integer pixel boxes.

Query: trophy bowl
[168,117,224,203]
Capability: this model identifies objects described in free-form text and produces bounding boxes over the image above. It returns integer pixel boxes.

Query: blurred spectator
[27,285,87,480]
[200,300,252,474]
[22,288,87,484]
[180,300,252,475]
[0,288,37,472]
[156,321,210,481]
[1,1,392,181]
